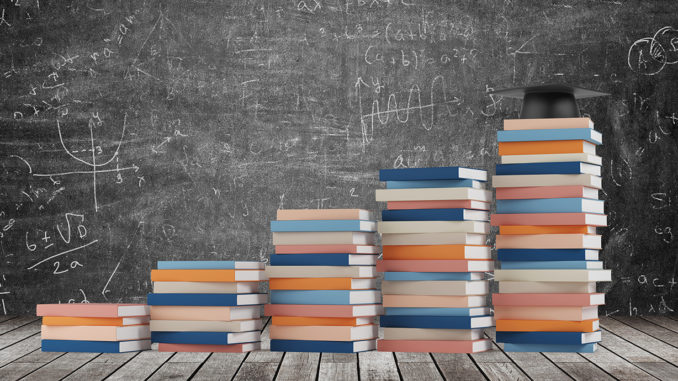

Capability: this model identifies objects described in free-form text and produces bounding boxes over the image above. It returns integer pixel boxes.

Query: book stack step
[37,303,151,353]
[492,117,612,353]
[148,261,267,353]
[266,209,381,353]
[375,167,493,353]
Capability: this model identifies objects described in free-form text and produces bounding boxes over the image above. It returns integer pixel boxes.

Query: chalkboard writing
[0,0,676,316]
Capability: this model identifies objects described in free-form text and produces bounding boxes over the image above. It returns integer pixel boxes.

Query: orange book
[496,319,599,332]
[42,316,149,326]
[498,140,592,155]
[150,269,265,282]
[499,226,595,235]
[382,245,491,260]
[271,316,374,326]
[268,278,376,290]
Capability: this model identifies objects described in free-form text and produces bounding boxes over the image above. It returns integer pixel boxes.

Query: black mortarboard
[491,84,609,119]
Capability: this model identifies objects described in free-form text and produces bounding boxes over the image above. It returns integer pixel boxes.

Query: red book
[377,339,491,353]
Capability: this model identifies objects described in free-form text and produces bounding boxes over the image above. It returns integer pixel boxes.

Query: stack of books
[265,209,382,353]
[492,117,612,353]
[37,303,151,353]
[374,167,494,354]
[147,261,267,353]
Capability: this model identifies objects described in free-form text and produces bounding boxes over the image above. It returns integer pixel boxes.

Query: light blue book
[496,198,604,214]
[269,290,380,305]
[383,272,484,281]
[157,261,264,270]
[503,343,597,353]
[384,307,491,316]
[270,220,376,232]
[501,261,603,270]
[497,128,602,145]
[386,179,480,189]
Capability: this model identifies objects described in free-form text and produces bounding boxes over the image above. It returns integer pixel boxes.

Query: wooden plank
[146,351,210,381]
[0,316,17,324]
[600,317,678,362]
[106,350,174,381]
[432,353,485,381]
[616,317,678,347]
[63,352,138,381]
[191,353,247,381]
[14,347,63,363]
[358,351,399,380]
[0,316,38,336]
[555,362,615,381]
[20,351,100,380]
[276,352,319,381]
[232,361,279,381]
[470,342,512,363]
[398,361,444,381]
[394,351,433,362]
[476,363,530,381]
[0,320,41,349]
[642,316,678,333]
[0,362,48,381]
[635,362,678,381]
[580,344,657,380]
[244,318,282,363]
[0,334,41,367]
[318,353,358,381]
[597,328,662,362]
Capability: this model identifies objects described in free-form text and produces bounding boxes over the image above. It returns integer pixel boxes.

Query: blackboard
[0,0,676,316]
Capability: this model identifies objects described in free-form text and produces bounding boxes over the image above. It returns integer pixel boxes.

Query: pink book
[36,303,149,317]
[491,213,607,227]
[387,200,490,210]
[41,325,150,341]
[503,117,593,130]
[276,209,372,221]
[275,245,379,254]
[382,295,486,308]
[495,234,602,249]
[378,339,491,353]
[376,259,493,273]
[492,293,605,307]
[154,342,261,353]
[270,324,378,341]
[495,186,598,200]
[264,304,382,317]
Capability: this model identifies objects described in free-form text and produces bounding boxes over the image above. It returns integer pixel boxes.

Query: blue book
[269,254,376,266]
[147,293,266,306]
[495,162,599,176]
[496,198,604,214]
[504,343,597,353]
[496,331,601,345]
[269,290,379,305]
[42,339,150,353]
[384,307,491,316]
[381,208,487,221]
[271,339,374,353]
[383,272,483,281]
[386,179,479,189]
[498,249,599,261]
[156,261,263,270]
[497,128,602,145]
[501,261,603,270]
[380,315,493,329]
[270,220,376,232]
[151,331,259,345]
[379,167,487,181]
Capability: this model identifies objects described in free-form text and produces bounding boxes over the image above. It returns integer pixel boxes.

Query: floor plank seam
[186,352,213,381]
[613,316,678,350]
[639,316,678,334]
[314,352,322,381]
[574,352,620,381]
[143,351,177,381]
[427,352,446,381]
[271,352,286,380]
[392,352,404,381]
[228,351,250,381]
[102,351,143,381]
[465,353,490,381]
[487,333,532,380]
[599,326,678,366]
[58,352,104,380]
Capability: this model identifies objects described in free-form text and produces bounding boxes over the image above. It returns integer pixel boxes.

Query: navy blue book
[381,208,487,222]
[498,249,598,261]
[42,339,150,353]
[379,167,487,181]
[269,253,377,266]
[379,315,494,329]
[270,339,375,353]
[147,293,266,306]
[151,331,260,345]
[496,331,601,345]
[495,162,599,176]
[504,343,597,353]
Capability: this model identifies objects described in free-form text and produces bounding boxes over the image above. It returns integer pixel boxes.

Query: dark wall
[0,0,675,315]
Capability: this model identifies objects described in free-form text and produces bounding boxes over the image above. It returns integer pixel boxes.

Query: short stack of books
[37,303,151,353]
[492,117,612,353]
[265,209,382,353]
[374,167,494,354]
[148,261,267,353]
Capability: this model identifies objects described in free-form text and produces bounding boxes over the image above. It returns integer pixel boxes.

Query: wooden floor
[0,316,677,380]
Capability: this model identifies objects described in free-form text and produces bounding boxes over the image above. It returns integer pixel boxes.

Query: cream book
[492,174,602,189]
[149,319,262,332]
[499,281,597,294]
[265,265,377,278]
[277,209,374,221]
[272,232,374,245]
[41,325,150,341]
[378,221,490,234]
[501,153,602,166]
[496,234,602,249]
[375,188,492,202]
[270,324,378,341]
[382,281,489,296]
[383,328,485,341]
[494,306,598,321]
[381,233,486,246]
[150,306,261,321]
[153,282,259,294]
[503,117,593,130]
[494,270,612,282]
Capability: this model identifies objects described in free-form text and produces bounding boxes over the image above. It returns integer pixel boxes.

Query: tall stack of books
[37,303,151,353]
[374,167,494,354]
[265,209,381,353]
[492,117,612,353]
[147,261,267,353]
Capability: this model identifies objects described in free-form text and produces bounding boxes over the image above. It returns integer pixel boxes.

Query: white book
[381,233,486,246]
[120,340,151,351]
[342,255,378,265]
[276,209,374,221]
[382,281,489,296]
[383,328,486,341]
[221,331,261,344]
[499,281,597,294]
[375,188,492,202]
[494,269,612,282]
[492,174,602,189]
[150,319,263,332]
[270,325,378,341]
[153,282,259,294]
[496,234,602,250]
[494,306,598,321]
[272,232,374,245]
[378,221,490,234]
[501,153,602,166]
[265,265,377,278]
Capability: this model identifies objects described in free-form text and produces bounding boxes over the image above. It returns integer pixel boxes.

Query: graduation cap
[491,84,609,119]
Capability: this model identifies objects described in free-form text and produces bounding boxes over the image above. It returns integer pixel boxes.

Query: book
[377,339,491,353]
[381,281,489,296]
[378,221,490,234]
[150,269,265,282]
[41,325,150,341]
[492,293,605,307]
[496,198,604,214]
[496,162,600,176]
[275,244,379,254]
[503,342,597,353]
[272,232,374,245]
[498,249,599,262]
[494,306,598,321]
[379,167,487,181]
[150,306,261,321]
[501,153,602,165]
[375,188,492,202]
[277,209,373,221]
[41,339,151,353]
[377,259,493,273]
[383,272,485,281]
[495,186,599,200]
[268,278,377,290]
[498,128,602,144]
[149,319,262,332]
[41,316,150,326]
[496,331,602,345]
[270,220,377,232]
[151,331,260,345]
[156,261,265,270]
[269,290,381,305]
[384,307,491,316]
[381,233,486,246]
[146,293,267,306]
[383,328,484,341]
[269,254,377,266]
[270,339,376,353]
[500,261,604,270]
[495,234,602,249]
[382,295,486,308]
[491,213,607,227]
[36,304,149,318]
[386,179,484,189]
[270,324,378,341]
[498,140,596,156]
[264,304,383,317]
[153,281,260,294]
[382,245,491,260]
[152,342,261,353]
[265,266,376,279]
[494,269,611,282]
[496,319,599,332]
[498,281,597,294]
[380,315,493,329]
[381,209,489,221]
[499,226,596,235]
[503,117,593,130]
[271,316,374,326]
[492,174,601,189]
[387,200,490,210]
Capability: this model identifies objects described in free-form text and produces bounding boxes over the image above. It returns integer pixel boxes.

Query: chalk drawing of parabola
[651,26,678,65]
[628,37,666,75]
